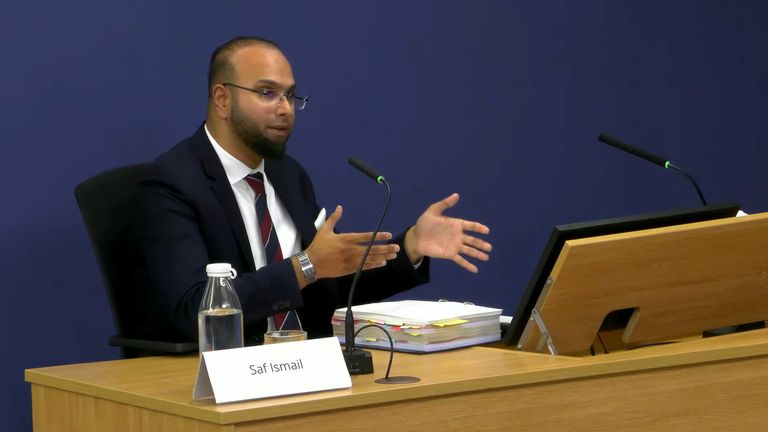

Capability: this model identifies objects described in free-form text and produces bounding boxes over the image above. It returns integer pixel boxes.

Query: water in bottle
[198,263,244,352]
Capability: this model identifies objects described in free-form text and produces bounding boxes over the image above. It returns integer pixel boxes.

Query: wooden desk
[26,329,768,431]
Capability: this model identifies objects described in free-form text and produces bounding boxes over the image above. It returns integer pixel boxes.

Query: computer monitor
[501,202,741,348]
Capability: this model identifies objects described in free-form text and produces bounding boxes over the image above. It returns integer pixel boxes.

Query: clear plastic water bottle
[198,263,243,353]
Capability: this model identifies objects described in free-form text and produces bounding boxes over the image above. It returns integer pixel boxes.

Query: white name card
[193,337,351,403]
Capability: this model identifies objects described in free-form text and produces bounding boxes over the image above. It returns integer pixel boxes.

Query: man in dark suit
[136,36,492,345]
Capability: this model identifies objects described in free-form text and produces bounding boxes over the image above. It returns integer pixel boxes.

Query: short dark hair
[207,36,281,97]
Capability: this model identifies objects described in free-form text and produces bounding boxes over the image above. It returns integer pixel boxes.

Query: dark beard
[230,101,289,159]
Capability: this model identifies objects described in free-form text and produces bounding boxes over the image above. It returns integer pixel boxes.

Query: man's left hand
[404,193,492,273]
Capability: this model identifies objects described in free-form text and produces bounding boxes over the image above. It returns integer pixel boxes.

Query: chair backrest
[75,163,152,344]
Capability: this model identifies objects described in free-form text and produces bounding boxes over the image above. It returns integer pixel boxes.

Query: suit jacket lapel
[190,127,257,271]
[266,159,317,249]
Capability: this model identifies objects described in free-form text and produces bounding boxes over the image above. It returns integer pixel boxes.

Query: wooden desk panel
[26,329,768,431]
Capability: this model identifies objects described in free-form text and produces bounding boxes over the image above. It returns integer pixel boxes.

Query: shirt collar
[204,123,264,184]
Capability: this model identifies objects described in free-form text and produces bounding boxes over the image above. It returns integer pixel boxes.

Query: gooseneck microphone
[598,133,708,206]
[343,157,391,374]
[349,157,385,184]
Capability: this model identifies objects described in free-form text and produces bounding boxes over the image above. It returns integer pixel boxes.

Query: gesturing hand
[306,205,400,279]
[405,193,492,273]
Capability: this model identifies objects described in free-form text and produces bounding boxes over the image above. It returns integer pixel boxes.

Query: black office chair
[75,163,198,358]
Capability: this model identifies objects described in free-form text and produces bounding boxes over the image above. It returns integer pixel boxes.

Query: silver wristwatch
[296,250,317,284]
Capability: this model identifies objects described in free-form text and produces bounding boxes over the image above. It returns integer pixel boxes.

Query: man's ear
[212,84,230,119]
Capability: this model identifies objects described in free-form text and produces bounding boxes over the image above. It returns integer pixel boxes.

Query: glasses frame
[221,82,309,111]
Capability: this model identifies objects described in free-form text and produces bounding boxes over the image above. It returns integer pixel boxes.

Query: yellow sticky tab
[432,319,468,327]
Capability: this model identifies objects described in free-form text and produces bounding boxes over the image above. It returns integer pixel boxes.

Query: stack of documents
[332,300,503,353]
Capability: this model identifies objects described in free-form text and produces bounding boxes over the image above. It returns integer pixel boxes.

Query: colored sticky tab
[432,319,468,327]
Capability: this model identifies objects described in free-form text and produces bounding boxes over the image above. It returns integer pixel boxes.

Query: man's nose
[275,95,293,115]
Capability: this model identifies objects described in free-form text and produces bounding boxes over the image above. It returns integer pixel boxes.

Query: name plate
[193,337,351,403]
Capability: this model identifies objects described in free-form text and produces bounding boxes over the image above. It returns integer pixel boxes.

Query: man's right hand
[305,205,399,280]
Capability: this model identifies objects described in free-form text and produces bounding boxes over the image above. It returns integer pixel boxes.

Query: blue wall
[2,1,766,429]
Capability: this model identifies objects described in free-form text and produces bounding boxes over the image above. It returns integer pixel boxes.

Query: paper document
[333,300,503,353]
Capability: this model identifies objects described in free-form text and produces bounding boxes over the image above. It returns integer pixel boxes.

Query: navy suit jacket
[135,126,429,344]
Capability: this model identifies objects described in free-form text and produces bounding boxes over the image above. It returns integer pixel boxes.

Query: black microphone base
[343,348,374,375]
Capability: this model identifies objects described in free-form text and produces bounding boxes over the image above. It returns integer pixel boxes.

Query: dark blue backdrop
[2,1,766,430]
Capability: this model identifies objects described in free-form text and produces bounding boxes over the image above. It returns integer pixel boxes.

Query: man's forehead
[231,45,291,73]
[230,47,294,89]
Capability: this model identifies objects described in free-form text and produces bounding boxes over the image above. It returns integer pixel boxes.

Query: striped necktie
[244,172,284,264]
[244,172,288,329]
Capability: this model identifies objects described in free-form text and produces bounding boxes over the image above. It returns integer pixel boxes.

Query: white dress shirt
[205,125,301,269]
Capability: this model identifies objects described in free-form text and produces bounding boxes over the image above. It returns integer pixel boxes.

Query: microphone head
[348,157,385,183]
[597,133,622,148]
[598,133,708,205]
[597,133,669,168]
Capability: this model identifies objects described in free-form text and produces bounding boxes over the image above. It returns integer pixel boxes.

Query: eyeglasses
[221,83,309,111]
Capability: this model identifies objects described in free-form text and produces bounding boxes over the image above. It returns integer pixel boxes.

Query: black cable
[353,323,395,378]
[345,180,391,351]
[597,333,609,354]
[667,163,708,206]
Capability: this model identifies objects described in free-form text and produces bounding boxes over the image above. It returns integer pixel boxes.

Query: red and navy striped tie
[245,172,284,264]
[245,172,287,328]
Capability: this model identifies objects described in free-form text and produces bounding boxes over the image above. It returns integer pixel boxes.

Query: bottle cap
[206,263,237,278]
